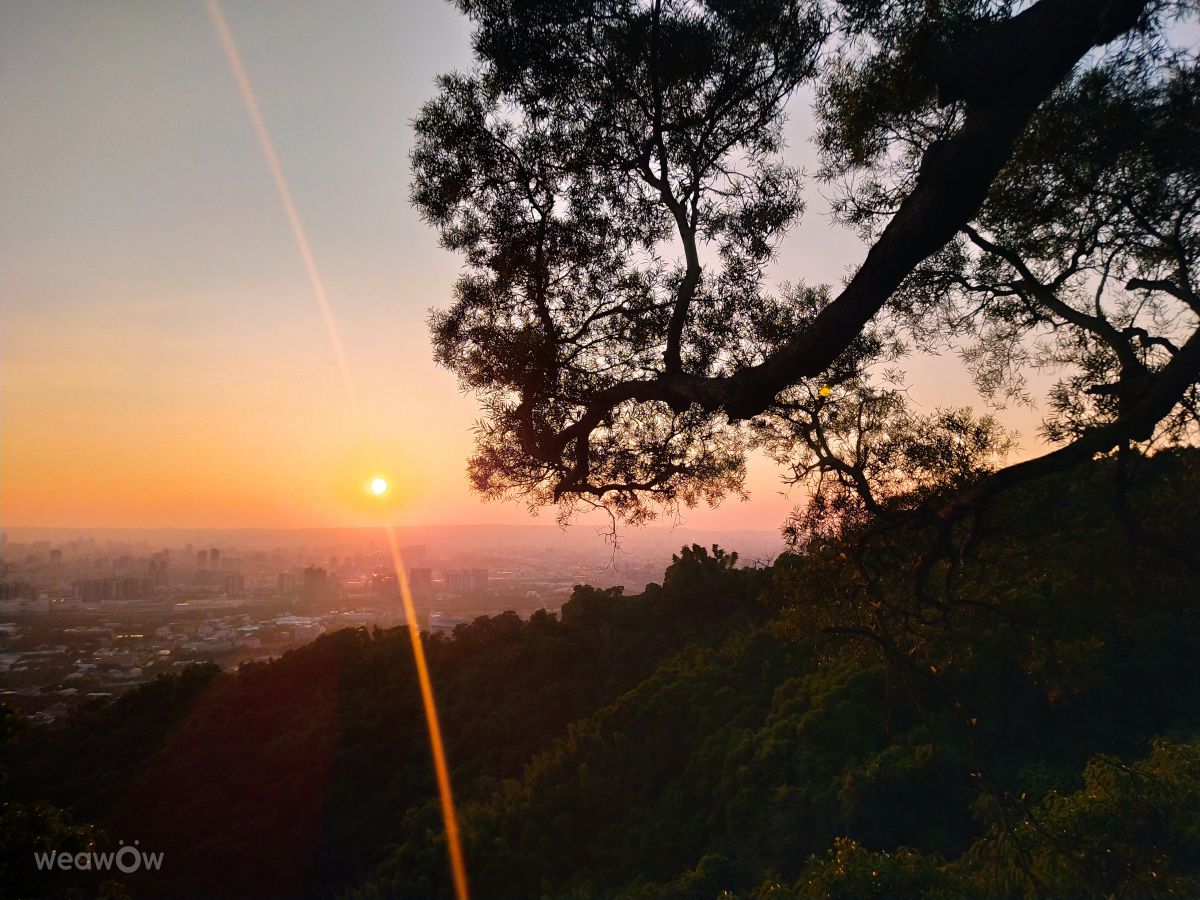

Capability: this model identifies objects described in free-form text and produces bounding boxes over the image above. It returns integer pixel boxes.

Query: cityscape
[0,525,781,723]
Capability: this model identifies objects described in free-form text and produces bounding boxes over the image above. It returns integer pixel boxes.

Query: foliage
[789,737,1200,900]
[413,0,1199,528]
[4,453,1198,899]
[0,705,105,899]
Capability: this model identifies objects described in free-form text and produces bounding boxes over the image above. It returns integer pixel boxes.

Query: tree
[0,706,105,898]
[413,0,1198,527]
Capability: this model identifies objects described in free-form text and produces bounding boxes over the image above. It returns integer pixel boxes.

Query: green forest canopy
[3,451,1199,898]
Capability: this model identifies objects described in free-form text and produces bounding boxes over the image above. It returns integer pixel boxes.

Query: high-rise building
[302,566,333,605]
[409,567,433,600]
[210,548,220,569]
[445,569,466,594]
[0,580,35,601]
[197,549,209,570]
[150,554,169,586]
[469,568,489,593]
[74,576,152,602]
[219,572,244,596]
[444,568,489,595]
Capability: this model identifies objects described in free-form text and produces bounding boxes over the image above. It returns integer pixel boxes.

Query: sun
[369,477,389,496]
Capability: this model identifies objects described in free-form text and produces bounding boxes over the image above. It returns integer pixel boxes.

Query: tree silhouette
[413,0,1197,525]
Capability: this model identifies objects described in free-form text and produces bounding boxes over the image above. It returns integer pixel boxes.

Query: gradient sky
[1,0,1047,532]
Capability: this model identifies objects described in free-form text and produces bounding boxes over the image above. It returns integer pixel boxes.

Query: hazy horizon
[0,521,787,563]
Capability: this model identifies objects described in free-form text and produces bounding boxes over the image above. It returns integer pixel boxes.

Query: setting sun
[370,477,389,496]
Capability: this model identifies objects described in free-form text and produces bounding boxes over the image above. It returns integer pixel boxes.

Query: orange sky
[0,2,1048,533]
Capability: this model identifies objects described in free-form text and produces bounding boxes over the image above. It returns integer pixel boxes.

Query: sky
[0,0,1048,532]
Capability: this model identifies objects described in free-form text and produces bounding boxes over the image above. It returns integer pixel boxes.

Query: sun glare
[370,477,389,496]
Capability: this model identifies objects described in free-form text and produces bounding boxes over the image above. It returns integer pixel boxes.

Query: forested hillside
[3,450,1199,899]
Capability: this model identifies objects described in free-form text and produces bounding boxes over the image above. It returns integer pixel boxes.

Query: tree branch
[531,0,1153,498]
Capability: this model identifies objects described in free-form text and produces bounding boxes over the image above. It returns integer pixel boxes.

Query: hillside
[3,451,1200,899]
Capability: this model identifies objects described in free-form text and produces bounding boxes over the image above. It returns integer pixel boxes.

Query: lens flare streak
[384,524,470,900]
[205,4,469,897]
[205,0,362,425]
